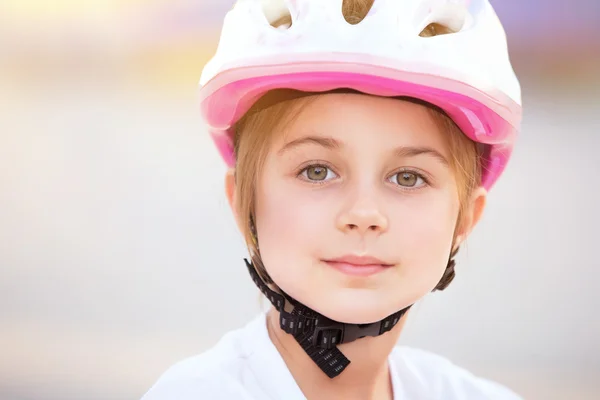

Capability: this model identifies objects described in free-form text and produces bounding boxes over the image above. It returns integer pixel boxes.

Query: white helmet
[199,0,522,189]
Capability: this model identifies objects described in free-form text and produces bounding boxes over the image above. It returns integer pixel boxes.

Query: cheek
[397,194,457,243]
[390,191,459,290]
[253,176,332,274]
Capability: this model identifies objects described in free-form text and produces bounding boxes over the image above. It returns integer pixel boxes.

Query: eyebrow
[278,135,342,155]
[394,146,450,167]
[278,135,449,167]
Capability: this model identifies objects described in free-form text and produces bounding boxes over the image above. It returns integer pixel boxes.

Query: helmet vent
[418,3,468,37]
[341,0,375,25]
[261,0,293,29]
[419,22,456,37]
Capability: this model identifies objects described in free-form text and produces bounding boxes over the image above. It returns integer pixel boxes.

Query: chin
[303,289,407,324]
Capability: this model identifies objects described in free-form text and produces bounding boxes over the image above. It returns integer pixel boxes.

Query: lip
[323,255,393,277]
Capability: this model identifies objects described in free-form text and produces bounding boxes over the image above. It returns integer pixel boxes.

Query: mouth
[322,255,394,277]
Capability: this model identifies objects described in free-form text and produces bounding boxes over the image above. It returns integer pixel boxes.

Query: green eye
[306,166,328,181]
[390,171,425,188]
[299,164,337,182]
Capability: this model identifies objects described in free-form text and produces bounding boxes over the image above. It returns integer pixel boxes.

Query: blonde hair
[272,0,453,36]
[232,0,481,286]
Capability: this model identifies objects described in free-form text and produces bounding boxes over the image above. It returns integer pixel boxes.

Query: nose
[336,187,389,235]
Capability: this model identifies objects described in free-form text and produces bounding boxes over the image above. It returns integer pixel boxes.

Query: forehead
[277,93,449,153]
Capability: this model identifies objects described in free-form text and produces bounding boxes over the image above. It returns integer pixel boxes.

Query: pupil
[309,167,326,180]
[400,172,416,186]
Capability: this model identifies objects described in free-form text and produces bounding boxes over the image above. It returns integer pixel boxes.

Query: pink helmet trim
[200,60,521,190]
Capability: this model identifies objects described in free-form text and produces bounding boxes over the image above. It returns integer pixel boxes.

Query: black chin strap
[244,259,411,379]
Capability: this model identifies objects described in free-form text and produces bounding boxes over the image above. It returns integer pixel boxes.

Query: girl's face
[248,93,483,323]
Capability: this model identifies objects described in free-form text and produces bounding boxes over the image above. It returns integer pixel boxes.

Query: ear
[454,186,487,249]
[224,168,244,232]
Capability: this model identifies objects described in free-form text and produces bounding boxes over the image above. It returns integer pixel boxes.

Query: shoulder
[390,346,522,400]
[141,345,246,400]
[141,316,264,400]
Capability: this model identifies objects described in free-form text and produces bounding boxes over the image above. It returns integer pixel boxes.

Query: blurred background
[1,0,599,399]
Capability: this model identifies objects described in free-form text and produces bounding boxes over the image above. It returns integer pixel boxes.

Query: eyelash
[296,162,430,190]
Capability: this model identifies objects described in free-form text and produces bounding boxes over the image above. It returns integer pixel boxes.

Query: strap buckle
[312,317,381,349]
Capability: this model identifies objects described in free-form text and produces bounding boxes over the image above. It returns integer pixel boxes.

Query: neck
[266,307,409,400]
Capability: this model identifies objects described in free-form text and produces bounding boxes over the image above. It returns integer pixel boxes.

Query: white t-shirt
[142,313,521,400]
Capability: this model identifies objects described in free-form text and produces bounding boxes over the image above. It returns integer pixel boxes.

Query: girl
[143,0,522,398]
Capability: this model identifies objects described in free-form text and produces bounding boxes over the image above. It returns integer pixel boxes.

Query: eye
[389,171,426,188]
[299,164,338,183]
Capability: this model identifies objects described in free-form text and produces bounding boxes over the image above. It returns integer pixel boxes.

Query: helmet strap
[244,259,411,378]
